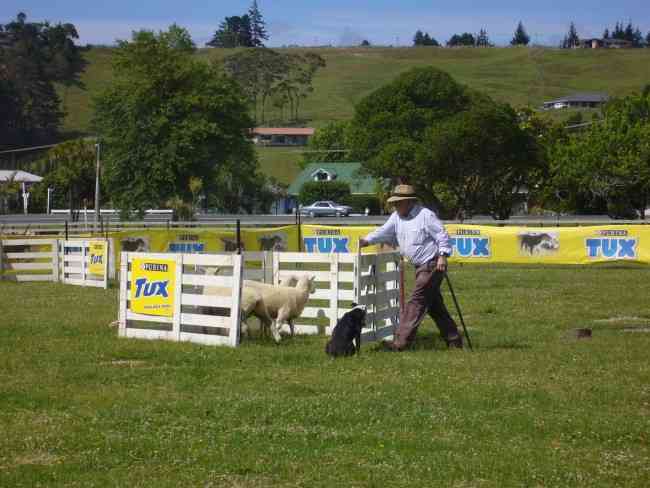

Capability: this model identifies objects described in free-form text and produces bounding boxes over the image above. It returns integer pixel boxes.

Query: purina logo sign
[130,259,176,316]
[450,229,491,258]
[586,230,638,260]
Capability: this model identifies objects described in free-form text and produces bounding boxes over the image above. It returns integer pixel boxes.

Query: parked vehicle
[299,200,353,217]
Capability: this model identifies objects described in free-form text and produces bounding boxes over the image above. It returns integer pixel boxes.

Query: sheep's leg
[270,319,282,343]
[288,319,295,337]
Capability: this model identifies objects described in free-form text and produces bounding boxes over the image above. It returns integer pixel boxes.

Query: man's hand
[359,238,370,248]
[436,255,448,273]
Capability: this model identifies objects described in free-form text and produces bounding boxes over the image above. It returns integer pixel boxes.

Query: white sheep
[200,268,302,339]
[249,274,316,343]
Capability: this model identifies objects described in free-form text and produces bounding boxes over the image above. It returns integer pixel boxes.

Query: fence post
[329,253,339,334]
[173,254,183,341]
[0,239,4,281]
[118,252,128,337]
[236,219,241,255]
[81,240,88,287]
[52,239,60,283]
[230,253,243,347]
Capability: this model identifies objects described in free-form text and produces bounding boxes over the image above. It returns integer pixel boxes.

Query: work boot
[446,333,463,349]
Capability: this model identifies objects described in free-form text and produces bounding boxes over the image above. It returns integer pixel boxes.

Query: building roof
[544,92,609,104]
[287,162,377,196]
[252,127,315,136]
[0,170,43,183]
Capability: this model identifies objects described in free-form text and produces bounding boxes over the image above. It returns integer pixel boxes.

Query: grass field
[2,263,649,487]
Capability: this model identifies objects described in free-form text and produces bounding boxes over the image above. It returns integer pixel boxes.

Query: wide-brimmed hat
[386,184,418,204]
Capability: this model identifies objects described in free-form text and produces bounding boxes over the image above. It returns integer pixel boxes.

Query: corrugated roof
[252,127,315,136]
[544,92,609,104]
[287,162,377,196]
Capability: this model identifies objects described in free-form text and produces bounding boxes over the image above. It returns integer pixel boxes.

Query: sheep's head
[297,274,317,294]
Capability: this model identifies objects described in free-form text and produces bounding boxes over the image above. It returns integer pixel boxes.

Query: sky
[1,1,649,47]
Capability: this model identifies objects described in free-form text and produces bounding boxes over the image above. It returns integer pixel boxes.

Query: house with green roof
[281,162,380,215]
[287,162,377,196]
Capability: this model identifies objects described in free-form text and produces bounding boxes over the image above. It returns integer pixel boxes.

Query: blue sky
[2,1,648,47]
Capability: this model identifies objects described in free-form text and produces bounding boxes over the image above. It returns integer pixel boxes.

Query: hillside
[59,47,650,183]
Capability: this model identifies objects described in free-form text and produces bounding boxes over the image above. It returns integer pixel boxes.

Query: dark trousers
[394,260,461,348]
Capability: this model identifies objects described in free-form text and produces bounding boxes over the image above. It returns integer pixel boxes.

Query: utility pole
[94,140,101,230]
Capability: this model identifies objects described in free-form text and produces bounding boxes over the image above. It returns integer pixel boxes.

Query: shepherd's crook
[444,272,473,351]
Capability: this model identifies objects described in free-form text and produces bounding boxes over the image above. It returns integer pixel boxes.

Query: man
[359,184,463,350]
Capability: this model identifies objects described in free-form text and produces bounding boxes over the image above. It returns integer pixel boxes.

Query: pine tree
[603,28,610,39]
[413,30,424,46]
[562,22,580,48]
[422,33,432,45]
[510,21,530,46]
[476,28,491,47]
[248,0,268,47]
[646,31,650,47]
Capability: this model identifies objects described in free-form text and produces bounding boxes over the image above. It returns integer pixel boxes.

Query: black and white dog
[325,304,367,358]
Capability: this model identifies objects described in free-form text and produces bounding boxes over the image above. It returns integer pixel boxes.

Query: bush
[298,181,351,205]
[341,194,381,214]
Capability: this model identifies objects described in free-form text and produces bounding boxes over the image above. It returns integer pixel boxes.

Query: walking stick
[444,271,473,351]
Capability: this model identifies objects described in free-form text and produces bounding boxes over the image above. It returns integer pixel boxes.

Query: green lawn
[1,264,649,487]
[256,146,304,185]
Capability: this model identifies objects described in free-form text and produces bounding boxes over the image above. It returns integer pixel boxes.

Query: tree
[603,28,610,39]
[93,28,267,214]
[347,67,541,219]
[562,22,580,49]
[475,29,492,47]
[548,94,650,219]
[360,39,371,47]
[34,139,96,216]
[223,48,325,123]
[207,15,253,48]
[413,30,424,46]
[248,0,268,47]
[0,12,85,149]
[646,31,650,47]
[298,180,351,205]
[511,21,530,46]
[162,23,196,53]
[447,33,475,47]
[0,171,20,214]
[302,121,350,166]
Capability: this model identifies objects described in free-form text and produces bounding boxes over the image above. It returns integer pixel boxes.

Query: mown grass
[1,264,649,487]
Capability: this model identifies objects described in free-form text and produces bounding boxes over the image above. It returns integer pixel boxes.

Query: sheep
[200,267,301,339]
[248,274,316,343]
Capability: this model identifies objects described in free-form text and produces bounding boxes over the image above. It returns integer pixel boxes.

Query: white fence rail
[0,238,59,282]
[270,250,401,344]
[118,252,243,347]
[0,238,110,288]
[60,239,109,289]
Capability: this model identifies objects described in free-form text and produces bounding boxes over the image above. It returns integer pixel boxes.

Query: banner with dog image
[444,225,650,264]
[241,226,299,252]
[130,258,176,317]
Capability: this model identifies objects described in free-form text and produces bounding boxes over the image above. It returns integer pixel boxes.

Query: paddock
[117,250,402,347]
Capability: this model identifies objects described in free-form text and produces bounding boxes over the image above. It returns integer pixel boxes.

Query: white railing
[118,252,243,347]
[60,239,109,289]
[0,238,59,282]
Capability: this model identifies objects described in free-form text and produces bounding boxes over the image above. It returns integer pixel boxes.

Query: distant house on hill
[251,127,315,146]
[579,38,633,49]
[542,92,609,110]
